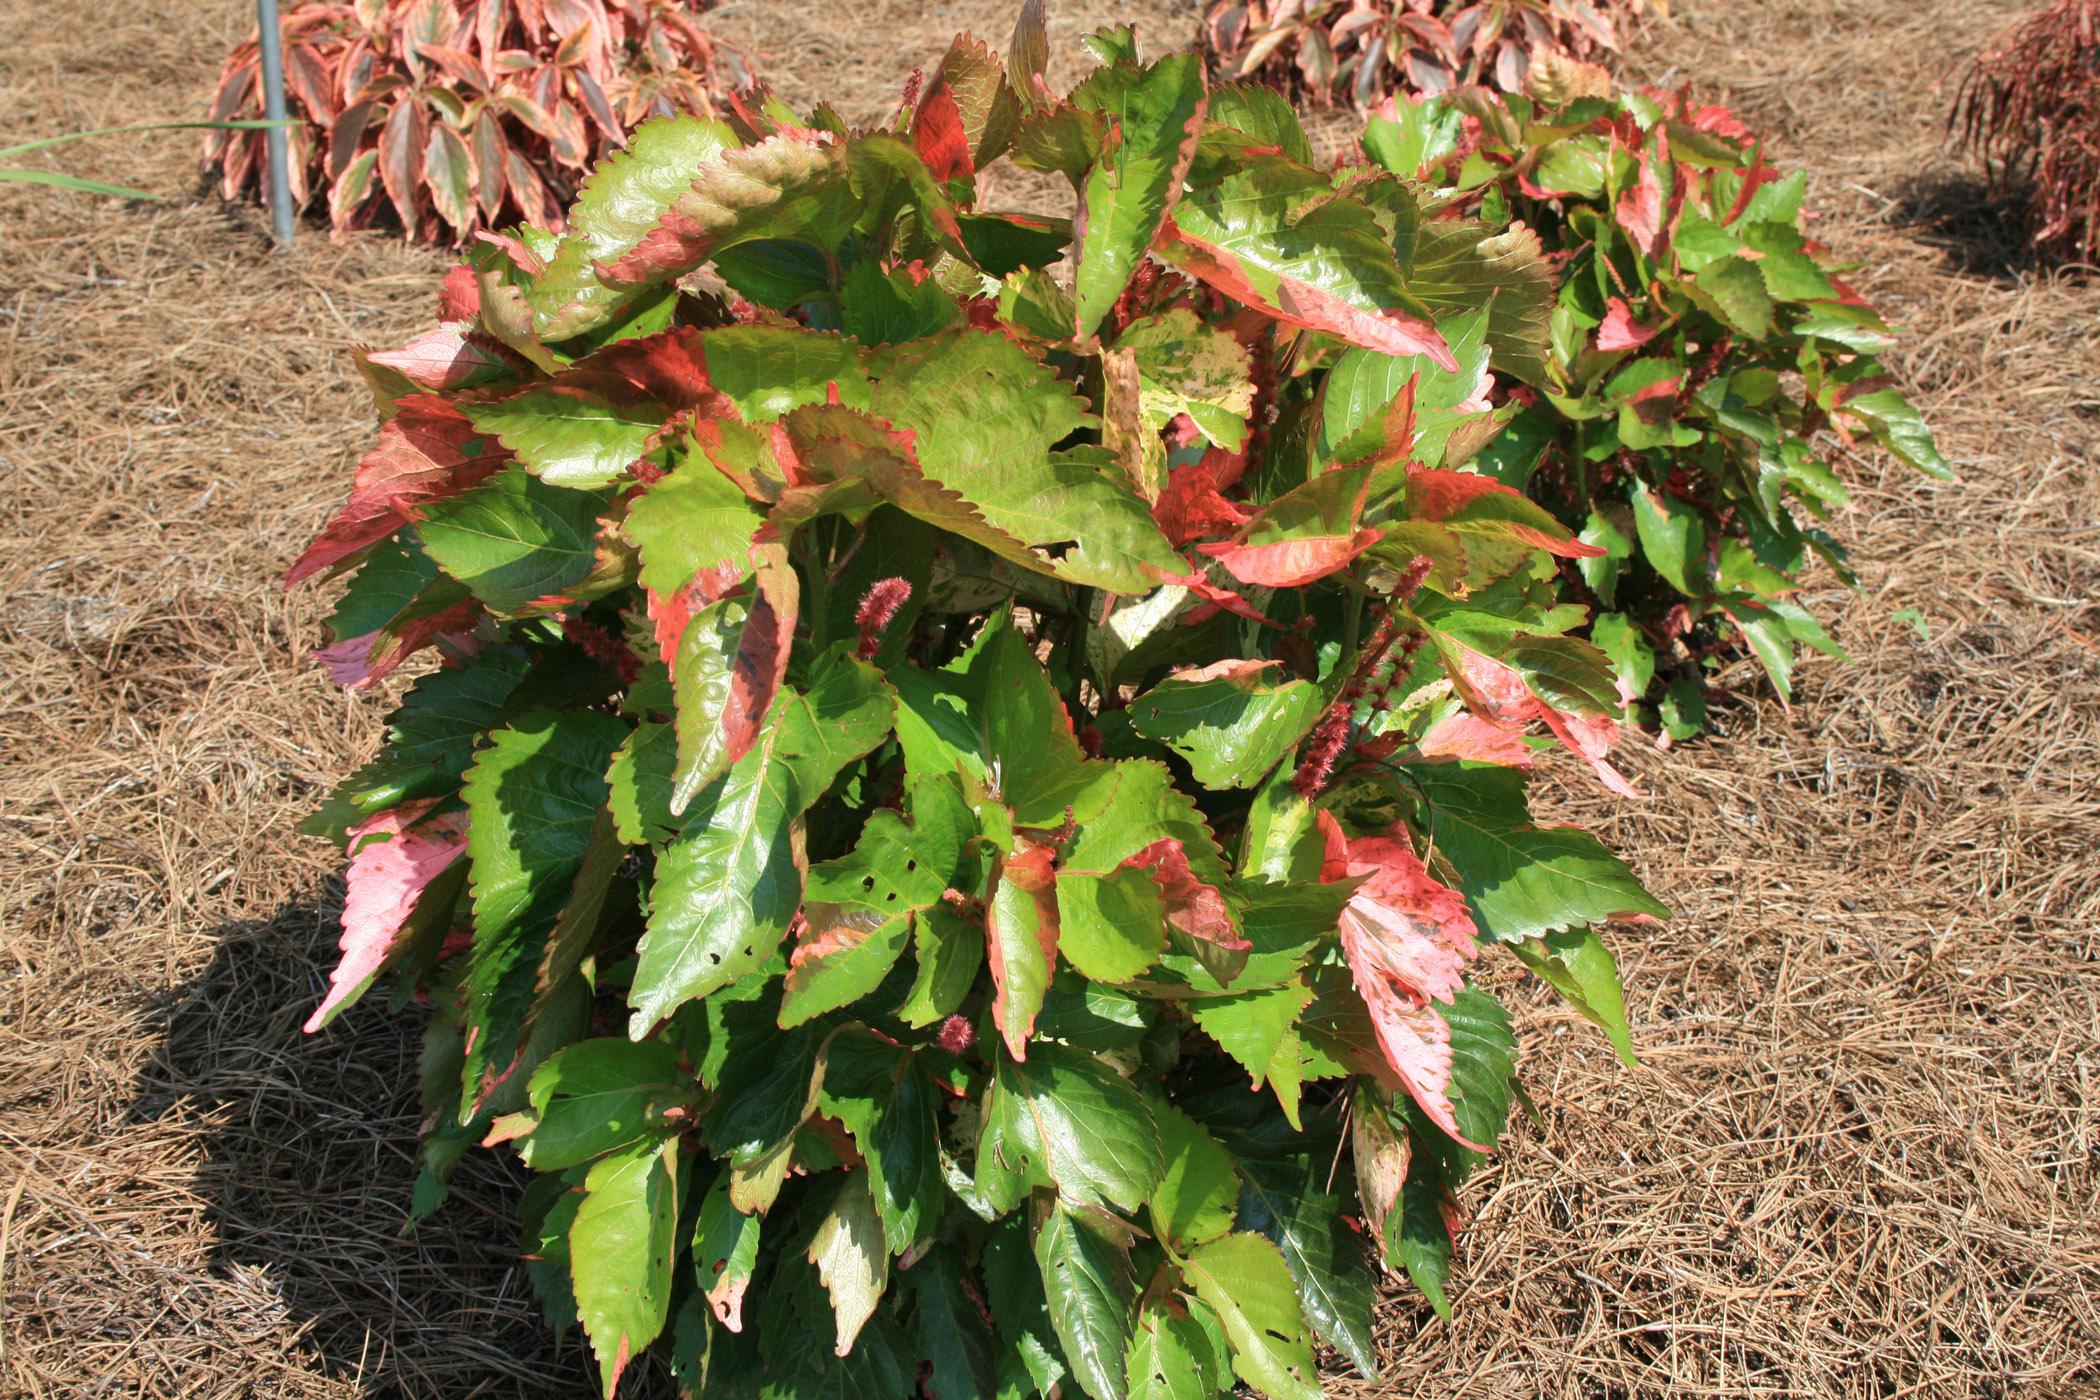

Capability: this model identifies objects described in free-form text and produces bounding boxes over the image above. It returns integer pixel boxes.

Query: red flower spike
[854,578,913,660]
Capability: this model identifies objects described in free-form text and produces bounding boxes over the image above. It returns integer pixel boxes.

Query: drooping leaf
[816,1031,947,1256]
[573,1136,683,1398]
[307,803,468,1032]
[1235,1153,1380,1380]
[1035,1200,1139,1400]
[977,1043,1164,1214]
[458,710,624,1114]
[628,659,895,1036]
[691,1172,763,1332]
[1071,53,1207,341]
[416,466,608,613]
[1177,1233,1320,1400]
[1406,761,1668,940]
[1510,926,1637,1064]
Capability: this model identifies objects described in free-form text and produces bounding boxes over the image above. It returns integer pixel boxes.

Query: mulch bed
[1,1,2093,1395]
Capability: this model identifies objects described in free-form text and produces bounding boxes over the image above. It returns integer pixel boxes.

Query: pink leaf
[313,600,483,689]
[1121,838,1248,950]
[367,320,521,389]
[1595,297,1657,352]
[1152,457,1253,547]
[439,262,481,320]
[1318,815,1483,1146]
[1445,644,1640,798]
[1406,469,1605,559]
[1199,527,1384,587]
[1159,213,1458,368]
[1613,137,1663,259]
[1416,710,1534,767]
[912,74,973,183]
[287,399,509,587]
[306,802,468,1032]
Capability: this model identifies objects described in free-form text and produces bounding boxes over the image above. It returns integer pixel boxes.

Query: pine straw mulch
[0,0,2094,1396]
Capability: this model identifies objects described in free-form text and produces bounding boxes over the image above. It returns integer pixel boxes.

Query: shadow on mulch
[1878,170,2061,281]
[124,896,675,1399]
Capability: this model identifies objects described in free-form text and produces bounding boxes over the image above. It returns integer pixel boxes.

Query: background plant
[207,0,749,243]
[1202,0,1652,107]
[1953,0,2100,266]
[1354,60,1949,736]
[293,15,1666,1397]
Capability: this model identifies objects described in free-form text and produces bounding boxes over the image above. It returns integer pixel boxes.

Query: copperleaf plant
[293,14,1666,1397]
[207,0,751,243]
[1202,0,1654,108]
[1357,57,1949,736]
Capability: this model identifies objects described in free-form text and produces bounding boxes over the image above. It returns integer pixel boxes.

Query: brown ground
[1,1,2094,1396]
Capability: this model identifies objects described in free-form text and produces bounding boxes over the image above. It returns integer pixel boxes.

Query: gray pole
[255,0,296,245]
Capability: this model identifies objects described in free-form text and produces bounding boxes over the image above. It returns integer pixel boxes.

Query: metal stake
[255,0,296,245]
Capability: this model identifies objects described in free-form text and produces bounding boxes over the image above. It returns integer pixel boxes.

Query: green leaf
[840,259,962,345]
[1188,983,1313,1126]
[335,648,529,811]
[1055,864,1167,985]
[1071,53,1207,341]
[691,1172,763,1331]
[1158,155,1450,364]
[1630,483,1707,597]
[518,1037,691,1171]
[1689,254,1775,338]
[700,1009,822,1170]
[1510,927,1637,1065]
[1384,1120,1457,1319]
[817,1031,946,1255]
[701,324,872,422]
[901,903,984,1028]
[782,810,947,1026]
[1441,987,1517,1153]
[1320,308,1494,470]
[629,660,895,1036]
[625,445,763,596]
[607,720,679,845]
[903,1246,998,1400]
[1408,762,1668,940]
[463,378,663,490]
[1128,661,1324,791]
[1125,1299,1230,1400]
[573,1136,684,1398]
[1589,611,1653,708]
[1178,1233,1319,1400]
[977,1043,1165,1213]
[868,331,1181,593]
[808,1170,890,1357]
[458,710,625,1116]
[1402,220,1556,387]
[985,1215,1069,1397]
[525,115,740,339]
[892,609,1091,824]
[1235,1154,1380,1379]
[1842,386,1952,479]
[416,466,606,613]
[1035,1201,1139,1400]
[324,533,440,642]
[1149,1105,1239,1249]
